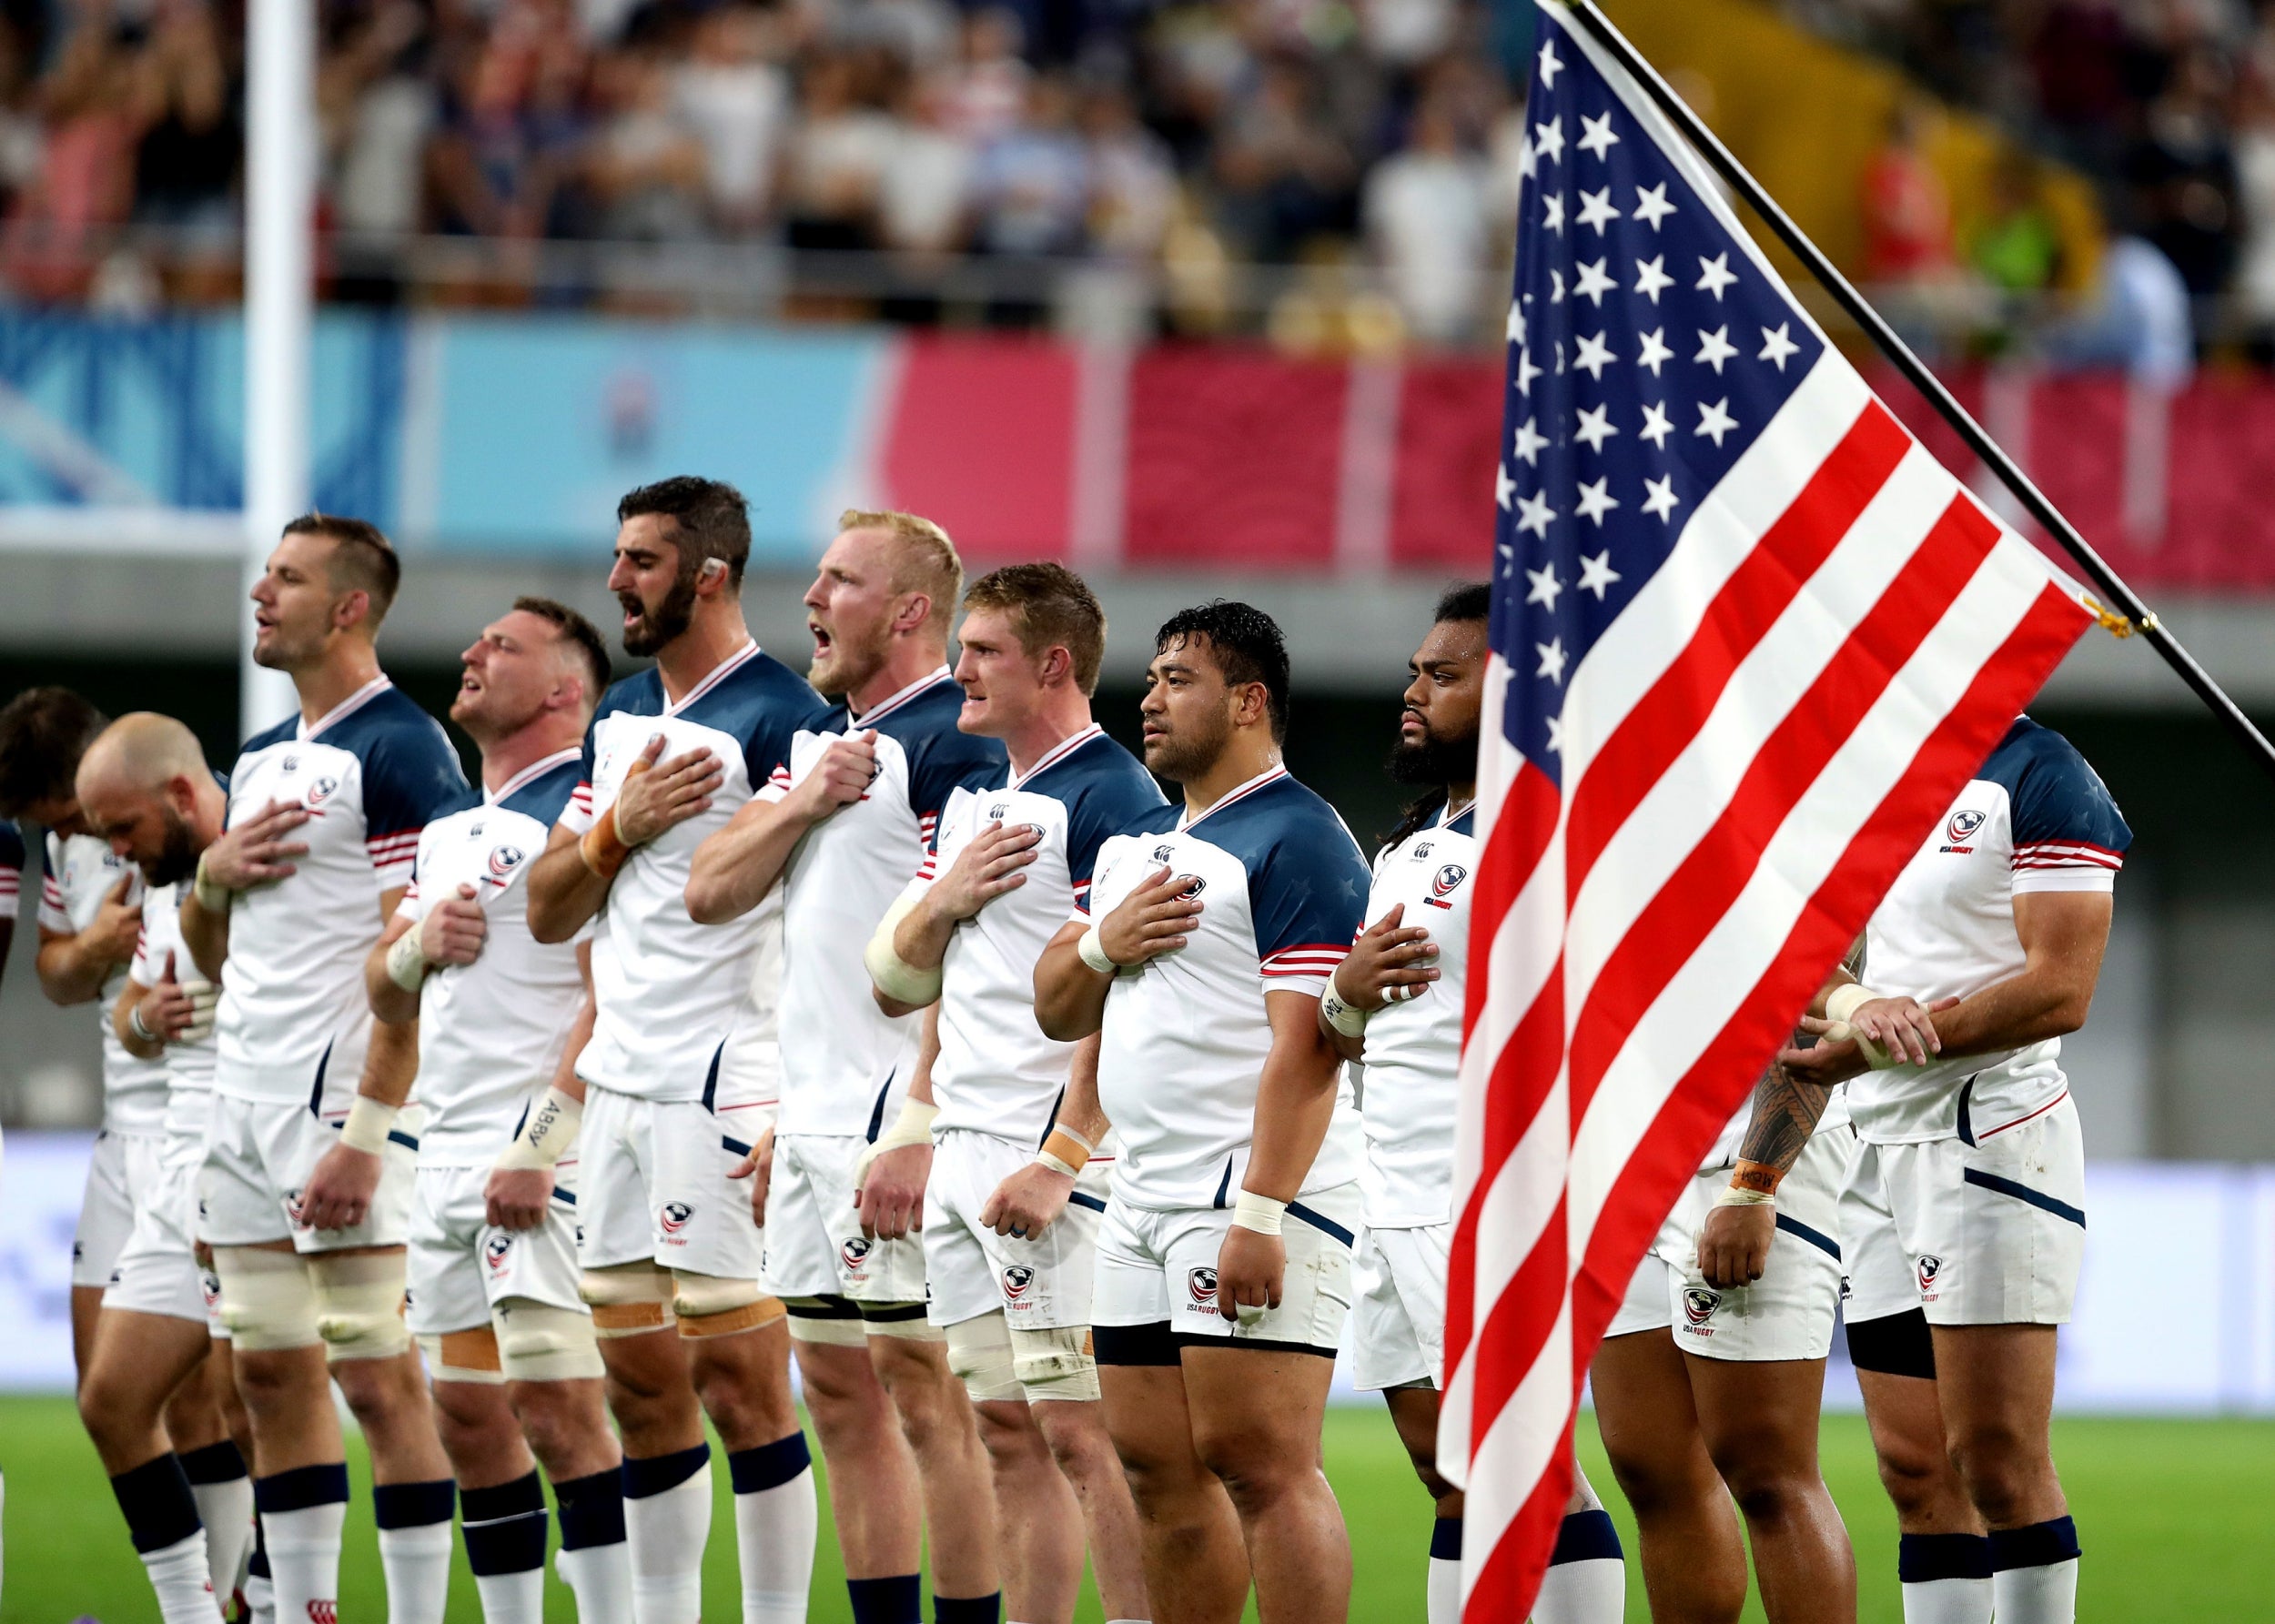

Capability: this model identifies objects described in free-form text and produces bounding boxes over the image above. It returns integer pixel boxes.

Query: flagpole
[1558,0,2275,789]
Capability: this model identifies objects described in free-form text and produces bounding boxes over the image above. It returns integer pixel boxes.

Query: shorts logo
[1682,1286,1721,1326]
[201,1271,222,1307]
[1940,810,1984,854]
[308,1601,339,1624]
[1002,1265,1035,1300]
[659,1202,694,1236]
[841,1236,873,1273]
[486,844,526,882]
[1916,1254,1945,1295]
[285,1189,307,1226]
[1187,1266,1218,1306]
[304,776,339,807]
[1426,862,1469,909]
[484,1234,514,1273]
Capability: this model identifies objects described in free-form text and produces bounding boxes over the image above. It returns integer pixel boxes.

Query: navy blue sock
[1989,1516,2081,1571]
[847,1571,924,1624]
[1431,1516,1463,1560]
[1549,1507,1623,1564]
[623,1440,712,1499]
[109,1453,204,1553]
[728,1431,813,1493]
[935,1593,1001,1624]
[371,1477,456,1532]
[254,1460,350,1516]
[248,1516,271,1580]
[461,1471,549,1577]
[1901,1531,1995,1582]
[178,1439,249,1485]
[552,1465,628,1550]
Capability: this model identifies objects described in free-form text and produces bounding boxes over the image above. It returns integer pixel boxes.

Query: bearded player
[1034,601,1367,1624]
[71,713,258,1620]
[366,599,634,1624]
[1323,585,1626,1624]
[181,515,471,1624]
[686,509,1008,1624]
[524,478,827,1624]
[861,562,1156,1624]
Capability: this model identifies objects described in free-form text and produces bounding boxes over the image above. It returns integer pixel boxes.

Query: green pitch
[3,1397,2267,1621]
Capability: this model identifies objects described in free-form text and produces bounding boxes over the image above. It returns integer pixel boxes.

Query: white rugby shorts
[1837,1126,1916,1326]
[1350,1220,1449,1392]
[197,1097,420,1253]
[1854,1094,2086,1326]
[762,1132,927,1306]
[1092,1182,1359,1355]
[406,1159,588,1337]
[1606,1124,1846,1362]
[74,1128,167,1288]
[578,1085,767,1280]
[104,1129,224,1329]
[925,1127,1110,1329]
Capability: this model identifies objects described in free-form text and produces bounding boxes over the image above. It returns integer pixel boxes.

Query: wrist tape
[1320,985,1369,1037]
[854,1097,938,1184]
[864,892,943,1006]
[1077,924,1121,975]
[192,853,232,914]
[1822,981,1898,1069]
[499,1085,582,1171]
[386,929,432,993]
[1714,1184,1776,1209]
[128,1002,160,1044]
[339,1096,399,1155]
[579,808,633,881]
[1728,1159,1783,1198]
[1035,1124,1095,1179]
[1230,1190,1286,1236]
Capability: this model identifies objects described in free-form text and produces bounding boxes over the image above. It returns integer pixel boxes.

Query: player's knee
[1008,1323,1101,1404]
[307,1251,410,1362]
[493,1300,604,1384]
[1946,1426,2046,1526]
[579,1262,677,1339]
[1871,1432,1955,1519]
[669,1271,784,1343]
[945,1312,1023,1405]
[211,1246,323,1354]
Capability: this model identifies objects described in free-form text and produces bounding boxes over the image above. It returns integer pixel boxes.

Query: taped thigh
[211,1246,322,1352]
[670,1270,785,1341]
[784,1294,868,1347]
[308,1250,411,1361]
[1009,1323,1100,1402]
[580,1261,678,1339]
[860,1299,945,1342]
[418,1326,505,1386]
[945,1310,1021,1403]
[493,1298,604,1381]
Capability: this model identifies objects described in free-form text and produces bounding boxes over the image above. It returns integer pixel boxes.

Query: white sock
[561,1540,638,1622]
[729,1434,818,1623]
[625,1443,713,1624]
[186,1461,255,1609]
[1989,1517,2081,1624]
[375,1479,457,1624]
[1905,1577,1996,1623]
[1531,1556,1626,1623]
[245,1539,276,1624]
[140,1528,222,1623]
[553,1465,634,1624]
[1898,1531,1995,1624]
[474,1566,546,1624]
[255,1466,348,1624]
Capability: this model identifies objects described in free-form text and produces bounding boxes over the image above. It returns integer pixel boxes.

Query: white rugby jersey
[43,832,168,1134]
[0,819,22,921]
[917,725,1166,1143]
[1849,717,2130,1145]
[215,678,473,1109]
[763,669,1005,1138]
[401,750,589,1165]
[1085,767,1370,1212]
[131,881,217,1139]
[1356,801,1476,1228]
[561,642,827,1112]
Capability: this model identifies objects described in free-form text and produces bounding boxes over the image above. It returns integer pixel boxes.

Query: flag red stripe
[1467,1194,1569,1458]
[1459,1414,1579,1624]
[1562,404,1911,892]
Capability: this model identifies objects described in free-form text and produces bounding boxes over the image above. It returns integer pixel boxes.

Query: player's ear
[1038,644,1073,689]
[333,589,372,634]
[893,590,934,638]
[693,556,730,599]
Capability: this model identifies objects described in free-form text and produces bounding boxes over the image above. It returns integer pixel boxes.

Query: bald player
[75,713,258,1621]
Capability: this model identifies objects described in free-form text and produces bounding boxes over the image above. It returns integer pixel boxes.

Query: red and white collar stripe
[852,666,956,728]
[1179,765,1288,832]
[1009,723,1103,790]
[486,746,584,805]
[663,641,760,716]
[299,675,393,740]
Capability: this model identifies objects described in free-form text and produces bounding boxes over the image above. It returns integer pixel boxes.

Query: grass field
[2,1397,2268,1621]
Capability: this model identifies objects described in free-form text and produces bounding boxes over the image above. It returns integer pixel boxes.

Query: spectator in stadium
[1363,90,1494,346]
[1081,81,1178,262]
[1860,98,1954,286]
[783,48,898,251]
[2122,44,2241,309]
[584,47,708,242]
[127,0,239,252]
[672,5,792,235]
[876,67,975,257]
[970,74,1090,258]
[1209,53,1358,262]
[1970,148,2065,296]
[2,12,143,301]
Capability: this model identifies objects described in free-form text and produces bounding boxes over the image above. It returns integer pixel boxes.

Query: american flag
[1439,6,2100,1616]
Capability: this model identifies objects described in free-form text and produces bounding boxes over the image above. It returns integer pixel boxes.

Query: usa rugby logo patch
[486,844,527,883]
[1682,1287,1721,1326]
[304,776,339,807]
[484,1234,514,1273]
[1940,810,1985,853]
[1425,862,1468,909]
[659,1202,693,1235]
[1187,1266,1218,1306]
[1916,1254,1945,1294]
[1002,1265,1034,1301]
[842,1236,874,1270]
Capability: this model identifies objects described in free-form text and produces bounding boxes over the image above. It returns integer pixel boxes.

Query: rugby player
[686,509,1006,1624]
[523,477,825,1624]
[366,599,632,1623]
[69,712,258,1620]
[861,563,1155,1624]
[180,515,472,1624]
[1325,586,1624,1624]
[0,814,20,982]
[1032,600,1367,1624]
[1704,716,2129,1624]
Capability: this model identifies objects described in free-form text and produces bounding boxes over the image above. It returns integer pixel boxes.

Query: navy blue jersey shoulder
[1193,774,1369,959]
[1981,716,2131,856]
[682,652,831,785]
[239,712,298,759]
[326,687,476,835]
[499,760,585,827]
[854,677,1006,831]
[0,818,20,871]
[1030,733,1167,885]
[592,667,667,724]
[1447,806,1477,838]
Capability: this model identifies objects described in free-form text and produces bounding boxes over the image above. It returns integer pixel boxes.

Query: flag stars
[1759,322,1800,369]
[1515,489,1557,538]
[1574,476,1620,526]
[1577,550,1622,599]
[1695,398,1739,446]
[1639,400,1673,448]
[1495,462,1516,509]
[1572,257,1616,306]
[1512,416,1547,465]
[1533,115,1564,165]
[1633,181,1676,229]
[1636,328,1673,377]
[1515,348,1542,396]
[1506,300,1526,346]
[1572,402,1617,452]
[1542,192,1565,234]
[1537,38,1562,89]
[1577,111,1620,160]
[1573,331,1616,380]
[1695,252,1738,299]
[1544,714,1564,753]
[1525,561,1563,609]
[1576,187,1622,234]
[1549,267,1565,303]
[1633,255,1673,303]
[1536,636,1569,684]
[1694,326,1738,373]
[1642,474,1682,522]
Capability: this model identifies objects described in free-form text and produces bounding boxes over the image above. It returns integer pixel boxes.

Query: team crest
[484,1234,515,1272]
[285,1189,307,1226]
[659,1201,693,1235]
[1682,1287,1721,1326]
[1916,1254,1945,1293]
[1940,810,1985,853]
[1002,1265,1035,1300]
[1425,862,1468,909]
[1187,1266,1218,1306]
[304,775,339,807]
[1175,874,1207,900]
[486,844,527,882]
[842,1236,874,1270]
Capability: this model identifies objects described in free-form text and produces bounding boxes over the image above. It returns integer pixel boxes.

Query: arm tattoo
[1735,1061,1835,1178]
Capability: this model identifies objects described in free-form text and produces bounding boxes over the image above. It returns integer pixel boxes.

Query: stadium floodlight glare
[1558,0,2275,792]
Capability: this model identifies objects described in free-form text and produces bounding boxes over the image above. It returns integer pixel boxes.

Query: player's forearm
[894,885,961,973]
[1733,1062,1835,1180]
[1053,1033,1111,1142]
[35,932,109,1005]
[1917,969,2096,1059]
[684,798,805,925]
[364,933,423,1026]
[526,840,610,943]
[1242,1001,1341,1202]
[1033,934,1111,1041]
[179,893,229,981]
[354,1011,421,1108]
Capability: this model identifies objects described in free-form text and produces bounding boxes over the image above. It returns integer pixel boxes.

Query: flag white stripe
[1457,1298,1575,1609]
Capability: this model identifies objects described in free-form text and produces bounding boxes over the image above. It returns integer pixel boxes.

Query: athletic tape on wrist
[1077,924,1120,975]
[854,1097,937,1184]
[1728,1159,1783,1198]
[1714,1184,1775,1208]
[386,928,431,993]
[1320,986,1369,1037]
[339,1095,399,1156]
[1230,1190,1286,1236]
[499,1085,581,1171]
[864,893,943,1006]
[128,1002,160,1044]
[1034,1125,1093,1179]
[1823,982,1884,1027]
[192,853,231,914]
